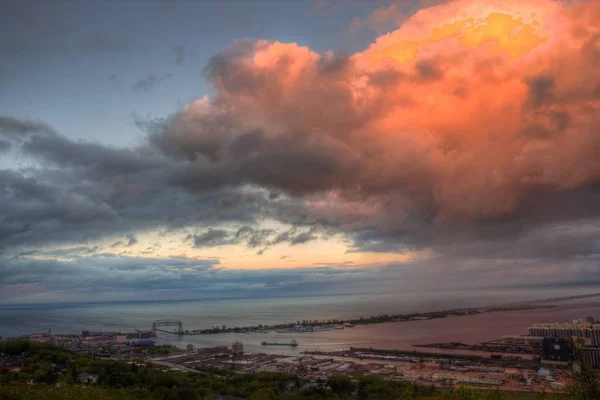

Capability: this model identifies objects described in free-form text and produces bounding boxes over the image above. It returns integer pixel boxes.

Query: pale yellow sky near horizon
[26,221,434,270]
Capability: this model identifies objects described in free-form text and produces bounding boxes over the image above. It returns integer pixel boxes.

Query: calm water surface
[2,287,599,356]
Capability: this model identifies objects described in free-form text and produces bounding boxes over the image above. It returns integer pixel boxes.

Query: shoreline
[3,292,598,340]
[181,303,556,336]
[174,292,600,337]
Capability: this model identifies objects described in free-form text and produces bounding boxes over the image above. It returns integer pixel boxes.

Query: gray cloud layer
[3,109,600,264]
[2,0,600,301]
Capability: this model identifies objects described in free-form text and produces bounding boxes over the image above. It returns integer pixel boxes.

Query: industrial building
[541,338,573,365]
[529,318,600,346]
[501,335,543,346]
[581,347,600,368]
[232,341,244,355]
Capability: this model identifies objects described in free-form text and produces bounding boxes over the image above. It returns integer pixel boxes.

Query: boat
[261,339,298,347]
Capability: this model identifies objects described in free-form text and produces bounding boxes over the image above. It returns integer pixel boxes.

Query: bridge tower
[151,319,184,336]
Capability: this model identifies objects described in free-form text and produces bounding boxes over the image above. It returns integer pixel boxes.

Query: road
[149,358,200,373]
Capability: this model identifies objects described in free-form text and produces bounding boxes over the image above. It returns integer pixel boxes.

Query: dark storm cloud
[126,233,138,246]
[0,118,292,251]
[0,116,54,138]
[414,59,443,81]
[131,73,174,93]
[187,225,320,253]
[0,169,119,249]
[159,128,364,195]
[525,75,556,107]
[21,133,167,176]
[234,225,320,251]
[0,118,337,258]
[290,231,317,245]
[0,254,217,288]
[0,139,11,153]
[189,229,232,247]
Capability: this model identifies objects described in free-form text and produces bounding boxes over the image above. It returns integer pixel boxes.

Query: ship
[261,339,298,347]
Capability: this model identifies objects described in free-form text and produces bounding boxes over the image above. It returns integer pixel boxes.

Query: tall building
[232,341,244,355]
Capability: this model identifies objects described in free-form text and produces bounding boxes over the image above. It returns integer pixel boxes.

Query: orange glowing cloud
[357,0,558,69]
[156,0,600,227]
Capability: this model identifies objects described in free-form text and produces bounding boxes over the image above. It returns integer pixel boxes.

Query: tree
[71,362,78,382]
[327,375,355,395]
[248,388,272,400]
[569,338,600,400]
[131,362,138,374]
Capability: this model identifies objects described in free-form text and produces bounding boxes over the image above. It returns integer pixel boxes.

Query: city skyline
[2,0,600,303]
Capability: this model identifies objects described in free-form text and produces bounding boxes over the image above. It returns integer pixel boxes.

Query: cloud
[189,228,232,247]
[172,46,185,65]
[188,225,319,253]
[349,0,449,34]
[414,58,443,81]
[0,169,119,250]
[0,119,290,252]
[3,250,600,303]
[0,252,385,302]
[3,0,600,303]
[126,233,138,246]
[0,139,11,153]
[146,0,600,232]
[0,116,54,139]
[131,73,173,93]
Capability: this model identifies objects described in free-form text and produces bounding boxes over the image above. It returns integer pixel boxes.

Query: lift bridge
[151,319,184,336]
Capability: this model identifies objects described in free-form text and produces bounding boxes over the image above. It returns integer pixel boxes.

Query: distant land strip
[181,302,563,336]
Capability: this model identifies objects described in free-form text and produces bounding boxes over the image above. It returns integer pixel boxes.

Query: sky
[1,0,600,304]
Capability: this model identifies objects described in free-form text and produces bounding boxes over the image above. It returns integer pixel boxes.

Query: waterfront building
[592,325,600,347]
[581,347,600,368]
[232,341,244,355]
[528,318,600,345]
[541,338,573,364]
[501,335,543,346]
[28,333,51,342]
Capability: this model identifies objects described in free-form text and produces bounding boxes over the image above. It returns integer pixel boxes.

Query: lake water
[2,286,600,356]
